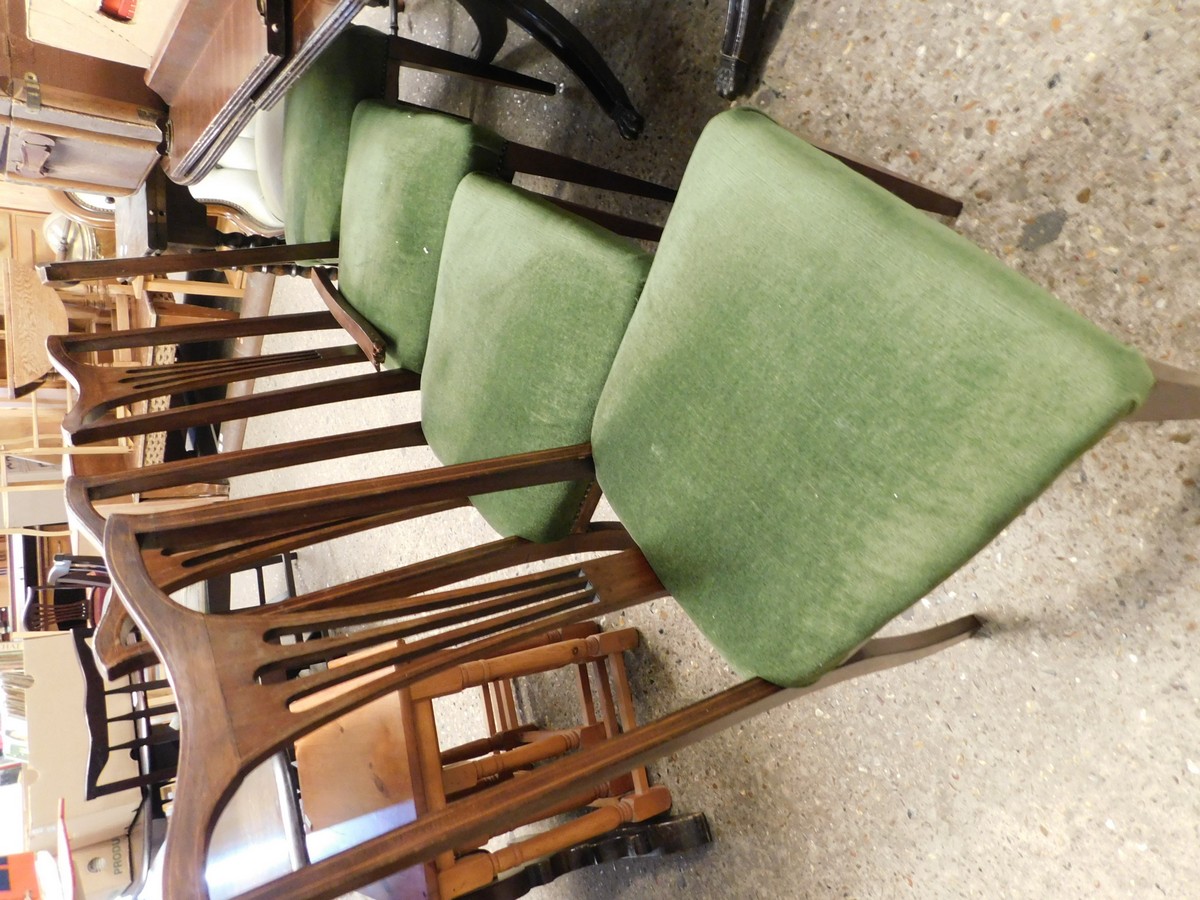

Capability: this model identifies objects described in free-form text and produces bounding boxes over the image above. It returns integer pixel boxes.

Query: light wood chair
[294,624,705,899]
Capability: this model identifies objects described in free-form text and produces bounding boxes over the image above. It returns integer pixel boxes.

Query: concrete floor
[241,1,1199,896]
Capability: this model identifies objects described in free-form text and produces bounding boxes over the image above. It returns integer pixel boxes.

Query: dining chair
[60,177,658,675]
[295,623,708,899]
[60,101,961,679]
[70,628,179,804]
[21,586,95,632]
[99,106,1200,898]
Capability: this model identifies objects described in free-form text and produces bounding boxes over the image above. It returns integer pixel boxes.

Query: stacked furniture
[80,104,1200,900]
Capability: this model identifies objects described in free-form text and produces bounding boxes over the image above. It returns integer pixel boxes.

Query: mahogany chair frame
[37,119,965,287]
[97,344,1200,899]
[101,442,983,900]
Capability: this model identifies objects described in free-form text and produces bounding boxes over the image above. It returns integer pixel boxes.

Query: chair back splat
[48,311,402,446]
[104,483,648,899]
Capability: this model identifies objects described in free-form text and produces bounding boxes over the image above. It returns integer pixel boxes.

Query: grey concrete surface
[242,1,1200,896]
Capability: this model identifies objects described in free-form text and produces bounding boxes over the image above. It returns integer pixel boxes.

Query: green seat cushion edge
[282,24,389,245]
[337,102,507,373]
[423,173,651,542]
[592,107,1154,687]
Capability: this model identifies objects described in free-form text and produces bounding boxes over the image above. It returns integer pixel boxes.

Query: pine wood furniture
[294,625,689,900]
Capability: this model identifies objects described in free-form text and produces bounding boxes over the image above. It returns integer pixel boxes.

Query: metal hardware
[23,73,41,113]
[15,134,55,177]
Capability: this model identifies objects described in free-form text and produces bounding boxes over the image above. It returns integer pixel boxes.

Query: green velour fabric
[592,107,1154,688]
[423,174,651,542]
[338,102,507,372]
[282,25,388,244]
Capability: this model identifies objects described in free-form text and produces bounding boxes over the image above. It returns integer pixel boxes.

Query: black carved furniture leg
[388,35,556,95]
[455,0,511,64]
[717,0,766,99]
[458,813,714,900]
[482,0,646,139]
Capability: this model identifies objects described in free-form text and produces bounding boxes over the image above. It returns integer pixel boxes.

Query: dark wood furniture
[150,0,649,186]
[71,628,178,802]
[0,0,165,196]
[717,0,767,98]
[454,0,645,139]
[99,481,979,900]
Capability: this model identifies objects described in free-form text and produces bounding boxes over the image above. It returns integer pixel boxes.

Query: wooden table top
[149,0,370,185]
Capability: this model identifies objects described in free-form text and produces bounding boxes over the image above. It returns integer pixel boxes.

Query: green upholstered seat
[337,102,508,372]
[423,174,651,542]
[282,25,389,244]
[592,107,1154,687]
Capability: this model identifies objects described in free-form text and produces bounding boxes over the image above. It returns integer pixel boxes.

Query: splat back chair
[36,23,669,288]
[19,555,113,632]
[21,587,94,632]
[73,147,958,678]
[62,187,661,678]
[294,623,699,900]
[70,629,179,802]
[102,108,1200,898]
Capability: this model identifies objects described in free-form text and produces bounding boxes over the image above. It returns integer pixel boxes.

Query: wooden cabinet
[0,0,164,197]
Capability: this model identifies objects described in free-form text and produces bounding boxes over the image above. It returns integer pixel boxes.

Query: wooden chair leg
[1125,359,1200,421]
[388,34,556,95]
[717,0,766,99]
[502,142,676,202]
[542,197,664,243]
[453,0,510,64]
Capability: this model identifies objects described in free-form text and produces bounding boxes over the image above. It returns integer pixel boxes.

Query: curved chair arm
[310,267,387,368]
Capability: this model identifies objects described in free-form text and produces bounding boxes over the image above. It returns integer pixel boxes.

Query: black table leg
[458,0,645,139]
[717,0,766,99]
